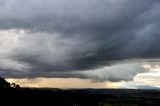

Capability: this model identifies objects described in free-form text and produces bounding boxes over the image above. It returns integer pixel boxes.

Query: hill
[0,88,160,106]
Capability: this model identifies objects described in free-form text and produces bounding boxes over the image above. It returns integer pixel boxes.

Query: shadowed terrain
[1,88,160,106]
[0,78,160,106]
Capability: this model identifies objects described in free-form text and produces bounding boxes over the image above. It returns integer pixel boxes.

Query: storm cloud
[0,0,160,81]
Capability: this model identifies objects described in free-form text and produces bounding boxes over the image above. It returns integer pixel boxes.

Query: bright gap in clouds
[120,64,160,89]
[6,63,160,89]
[6,78,108,88]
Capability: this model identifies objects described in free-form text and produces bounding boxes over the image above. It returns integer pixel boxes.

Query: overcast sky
[0,0,160,88]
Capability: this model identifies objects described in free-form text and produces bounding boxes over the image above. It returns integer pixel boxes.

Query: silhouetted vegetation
[0,78,159,105]
[0,77,20,89]
[0,77,11,88]
[11,82,20,88]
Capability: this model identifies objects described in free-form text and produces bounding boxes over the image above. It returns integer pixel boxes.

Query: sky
[0,0,160,89]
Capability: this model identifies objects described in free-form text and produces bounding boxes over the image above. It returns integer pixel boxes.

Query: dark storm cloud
[0,0,160,81]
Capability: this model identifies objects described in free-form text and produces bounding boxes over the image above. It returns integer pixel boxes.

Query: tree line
[0,77,20,88]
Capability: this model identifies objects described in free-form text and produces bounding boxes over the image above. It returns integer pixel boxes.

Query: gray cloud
[0,0,160,81]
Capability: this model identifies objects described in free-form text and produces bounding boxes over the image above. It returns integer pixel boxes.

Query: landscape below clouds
[0,0,160,89]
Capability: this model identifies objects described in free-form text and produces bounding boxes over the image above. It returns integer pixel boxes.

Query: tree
[0,77,20,89]
[0,77,11,88]
[11,83,20,88]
